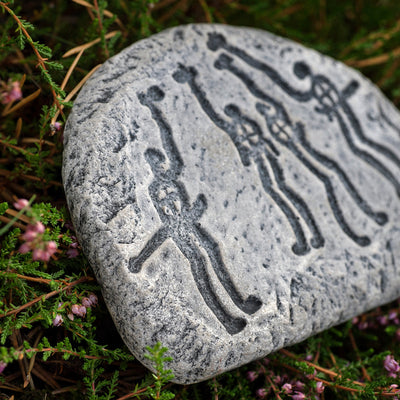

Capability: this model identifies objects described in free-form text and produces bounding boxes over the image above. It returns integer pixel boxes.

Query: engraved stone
[62,24,400,384]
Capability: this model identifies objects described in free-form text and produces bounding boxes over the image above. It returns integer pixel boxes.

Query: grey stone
[62,24,400,384]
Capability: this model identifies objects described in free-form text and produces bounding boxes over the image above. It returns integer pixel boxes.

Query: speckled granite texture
[62,24,400,384]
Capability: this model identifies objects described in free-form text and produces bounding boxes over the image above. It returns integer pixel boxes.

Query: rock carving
[130,86,262,334]
[62,24,400,385]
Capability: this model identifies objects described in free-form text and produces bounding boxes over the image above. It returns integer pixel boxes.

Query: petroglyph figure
[206,32,400,198]
[173,64,324,255]
[213,53,388,234]
[129,86,262,334]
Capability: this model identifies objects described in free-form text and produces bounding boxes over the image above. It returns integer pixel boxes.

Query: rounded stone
[62,24,400,384]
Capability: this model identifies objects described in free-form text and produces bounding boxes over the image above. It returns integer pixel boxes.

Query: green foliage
[144,342,175,400]
[0,0,400,398]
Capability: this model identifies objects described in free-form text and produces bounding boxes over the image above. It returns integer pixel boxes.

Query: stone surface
[62,24,400,384]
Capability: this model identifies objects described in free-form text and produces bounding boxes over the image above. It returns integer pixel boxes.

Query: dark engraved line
[293,62,400,171]
[214,52,400,203]
[130,86,262,334]
[256,102,371,247]
[173,65,326,255]
[179,240,247,335]
[225,106,323,250]
[138,86,184,176]
[296,127,388,226]
[206,32,313,102]
[264,152,325,248]
[334,110,400,197]
[194,223,262,314]
[253,155,310,255]
[133,148,247,334]
[129,227,170,273]
[207,33,400,186]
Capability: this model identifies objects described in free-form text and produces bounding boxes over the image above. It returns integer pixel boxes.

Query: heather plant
[1,1,400,399]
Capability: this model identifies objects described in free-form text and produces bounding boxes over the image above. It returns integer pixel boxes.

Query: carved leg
[266,152,324,249]
[179,239,247,335]
[297,124,388,226]
[194,224,262,315]
[289,144,371,247]
[255,156,310,256]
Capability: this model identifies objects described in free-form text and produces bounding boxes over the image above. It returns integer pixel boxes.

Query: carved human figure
[173,64,324,255]
[213,54,388,227]
[206,32,400,198]
[129,86,262,334]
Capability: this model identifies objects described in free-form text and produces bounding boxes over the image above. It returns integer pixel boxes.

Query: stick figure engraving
[129,86,262,334]
[206,32,400,197]
[206,32,313,102]
[255,100,372,246]
[173,64,325,255]
[213,54,388,227]
[294,62,400,164]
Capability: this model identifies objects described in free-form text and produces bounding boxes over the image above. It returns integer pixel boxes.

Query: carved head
[138,86,165,105]
[173,64,197,84]
[207,33,227,51]
[293,61,311,80]
[224,104,241,119]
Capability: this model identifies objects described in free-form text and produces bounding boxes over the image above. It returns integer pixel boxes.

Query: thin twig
[50,63,102,127]
[348,329,371,381]
[346,47,400,68]
[0,2,63,114]
[62,30,120,58]
[0,276,94,318]
[279,349,365,387]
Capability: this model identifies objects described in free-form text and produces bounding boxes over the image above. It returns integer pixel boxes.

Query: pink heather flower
[282,383,293,394]
[358,321,369,330]
[53,314,63,327]
[305,354,313,361]
[389,311,398,320]
[32,241,57,262]
[390,384,399,393]
[46,241,57,255]
[291,392,306,400]
[13,198,29,210]
[53,121,62,131]
[316,381,325,394]
[246,370,258,382]
[384,355,400,377]
[273,375,283,385]
[22,229,38,242]
[1,81,22,104]
[352,316,359,325]
[377,315,389,326]
[18,242,31,254]
[32,221,45,234]
[67,313,74,321]
[82,297,92,308]
[32,248,48,261]
[293,380,306,391]
[71,304,86,317]
[256,388,267,398]
[88,294,98,306]
[0,361,6,374]
[66,248,79,258]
